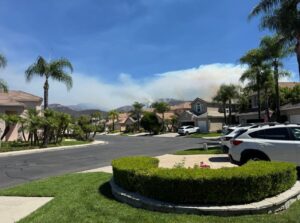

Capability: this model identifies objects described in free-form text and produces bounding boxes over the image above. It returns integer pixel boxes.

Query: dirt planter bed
[111,156,299,215]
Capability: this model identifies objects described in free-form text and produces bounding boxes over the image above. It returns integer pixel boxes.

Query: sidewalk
[0,140,107,158]
[0,196,53,223]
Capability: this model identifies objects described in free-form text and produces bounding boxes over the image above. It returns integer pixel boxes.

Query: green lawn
[0,173,299,223]
[0,139,90,153]
[188,132,222,138]
[174,146,224,155]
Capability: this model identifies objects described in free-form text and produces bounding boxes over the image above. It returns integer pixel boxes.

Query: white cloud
[1,63,248,110]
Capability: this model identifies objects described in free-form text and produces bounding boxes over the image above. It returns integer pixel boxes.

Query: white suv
[228,124,300,165]
[220,124,254,153]
[178,126,199,135]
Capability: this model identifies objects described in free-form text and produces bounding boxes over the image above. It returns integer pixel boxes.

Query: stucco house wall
[0,91,42,141]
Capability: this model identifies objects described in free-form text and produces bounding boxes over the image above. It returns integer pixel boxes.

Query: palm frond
[51,71,73,90]
[249,0,282,18]
[0,54,7,68]
[50,58,73,73]
[25,56,48,82]
[0,79,8,92]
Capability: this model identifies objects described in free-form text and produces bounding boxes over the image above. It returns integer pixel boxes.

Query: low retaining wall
[110,179,300,216]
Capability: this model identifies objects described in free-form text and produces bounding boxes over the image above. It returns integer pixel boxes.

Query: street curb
[0,140,107,158]
[110,179,300,216]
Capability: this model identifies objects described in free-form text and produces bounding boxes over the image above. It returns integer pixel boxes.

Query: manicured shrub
[112,156,297,205]
[112,156,159,191]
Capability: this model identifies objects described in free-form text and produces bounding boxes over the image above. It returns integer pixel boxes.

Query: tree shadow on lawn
[98,181,115,200]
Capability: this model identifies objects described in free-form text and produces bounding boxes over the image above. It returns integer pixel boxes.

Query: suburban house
[0,90,43,141]
[177,98,224,132]
[280,103,300,123]
[237,82,300,124]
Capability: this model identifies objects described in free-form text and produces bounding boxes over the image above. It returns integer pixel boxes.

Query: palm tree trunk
[257,72,261,121]
[162,113,165,133]
[229,99,232,124]
[296,35,300,80]
[112,119,115,131]
[43,78,49,110]
[274,61,280,122]
[265,88,270,122]
[42,78,50,147]
[137,114,140,131]
[223,102,227,125]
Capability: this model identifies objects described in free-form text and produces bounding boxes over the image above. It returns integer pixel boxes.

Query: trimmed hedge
[112,156,297,205]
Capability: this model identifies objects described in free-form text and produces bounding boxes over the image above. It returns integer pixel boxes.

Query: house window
[196,103,202,113]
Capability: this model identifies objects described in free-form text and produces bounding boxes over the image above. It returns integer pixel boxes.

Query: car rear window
[233,129,248,138]
[249,128,290,140]
[290,127,300,140]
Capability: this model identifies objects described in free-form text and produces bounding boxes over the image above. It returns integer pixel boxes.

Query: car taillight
[231,140,243,146]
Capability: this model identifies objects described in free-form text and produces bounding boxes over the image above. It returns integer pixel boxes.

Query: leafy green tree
[259,35,291,121]
[151,101,170,132]
[249,0,300,77]
[237,90,250,113]
[140,112,161,135]
[108,110,119,131]
[76,115,96,140]
[91,111,104,137]
[25,56,73,147]
[240,48,266,120]
[170,115,178,132]
[290,85,300,103]
[0,53,8,92]
[131,102,144,132]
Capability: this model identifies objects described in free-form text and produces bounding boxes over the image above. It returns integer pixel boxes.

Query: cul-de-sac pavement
[0,135,214,189]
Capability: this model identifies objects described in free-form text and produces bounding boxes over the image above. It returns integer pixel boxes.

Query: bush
[140,112,161,135]
[112,156,297,205]
[112,156,159,191]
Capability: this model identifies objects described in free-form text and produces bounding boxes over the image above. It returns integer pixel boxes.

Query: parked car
[178,125,199,135]
[220,127,250,153]
[228,124,300,165]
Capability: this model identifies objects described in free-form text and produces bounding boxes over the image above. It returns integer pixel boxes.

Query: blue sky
[0,0,297,109]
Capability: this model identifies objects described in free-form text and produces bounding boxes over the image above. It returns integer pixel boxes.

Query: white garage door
[197,121,207,132]
[290,115,300,124]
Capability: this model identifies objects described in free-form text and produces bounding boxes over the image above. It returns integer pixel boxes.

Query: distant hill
[115,98,190,113]
[49,104,107,118]
[156,98,188,106]
[115,105,133,113]
[67,103,104,111]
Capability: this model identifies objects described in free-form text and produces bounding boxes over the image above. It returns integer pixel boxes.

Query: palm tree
[259,35,291,121]
[25,56,73,147]
[240,48,265,120]
[0,53,8,92]
[224,84,239,124]
[108,110,119,132]
[213,84,238,125]
[260,68,275,121]
[249,0,300,77]
[213,85,228,125]
[25,56,73,110]
[152,101,170,132]
[131,102,144,132]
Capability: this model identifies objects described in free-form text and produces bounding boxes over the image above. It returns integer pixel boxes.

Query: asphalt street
[0,135,217,189]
